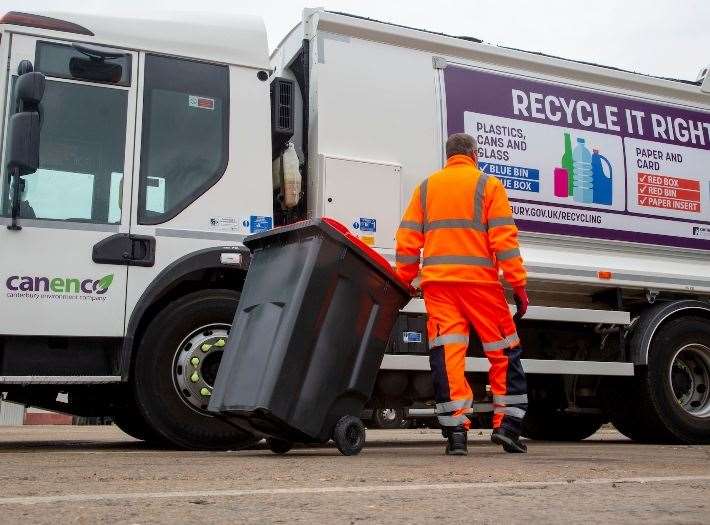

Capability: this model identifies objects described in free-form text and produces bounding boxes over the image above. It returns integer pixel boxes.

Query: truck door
[0,34,138,337]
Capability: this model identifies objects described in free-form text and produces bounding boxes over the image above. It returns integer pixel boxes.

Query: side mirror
[69,56,122,84]
[15,71,45,111]
[5,111,40,175]
[6,68,45,230]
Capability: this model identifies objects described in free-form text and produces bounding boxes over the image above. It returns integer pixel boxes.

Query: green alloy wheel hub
[173,324,229,412]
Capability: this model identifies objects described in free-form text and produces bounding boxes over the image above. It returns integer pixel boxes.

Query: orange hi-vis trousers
[423,281,528,435]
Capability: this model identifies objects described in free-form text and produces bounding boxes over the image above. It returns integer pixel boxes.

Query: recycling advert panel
[443,65,710,250]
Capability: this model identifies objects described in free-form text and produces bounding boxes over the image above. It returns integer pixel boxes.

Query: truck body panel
[273,11,710,297]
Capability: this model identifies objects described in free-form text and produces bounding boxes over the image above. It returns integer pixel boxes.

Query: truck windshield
[1,77,127,223]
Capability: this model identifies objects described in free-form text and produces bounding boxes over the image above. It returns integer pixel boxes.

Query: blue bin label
[357,217,376,232]
[479,162,540,193]
[403,331,422,343]
[250,215,273,233]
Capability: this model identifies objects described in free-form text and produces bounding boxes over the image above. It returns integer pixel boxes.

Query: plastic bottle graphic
[572,138,593,203]
[591,149,613,205]
[561,132,575,196]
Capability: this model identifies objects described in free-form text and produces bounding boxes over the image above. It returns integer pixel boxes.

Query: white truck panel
[4,10,270,70]
[276,11,710,296]
[125,63,273,324]
[322,155,401,249]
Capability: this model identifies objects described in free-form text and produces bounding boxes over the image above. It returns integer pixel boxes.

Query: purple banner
[443,65,710,251]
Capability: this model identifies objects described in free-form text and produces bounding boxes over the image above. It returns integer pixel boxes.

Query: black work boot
[444,426,468,455]
[491,427,527,453]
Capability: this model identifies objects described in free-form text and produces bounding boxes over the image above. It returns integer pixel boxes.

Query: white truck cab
[0,11,273,447]
[1,9,709,447]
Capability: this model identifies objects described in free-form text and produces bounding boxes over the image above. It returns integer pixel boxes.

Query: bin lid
[244,218,414,297]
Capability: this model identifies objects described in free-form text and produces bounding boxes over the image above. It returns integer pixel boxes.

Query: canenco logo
[5,274,114,294]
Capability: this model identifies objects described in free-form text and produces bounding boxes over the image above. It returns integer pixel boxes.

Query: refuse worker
[395,133,529,455]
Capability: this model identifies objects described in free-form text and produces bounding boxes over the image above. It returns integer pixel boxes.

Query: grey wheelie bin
[208,218,412,455]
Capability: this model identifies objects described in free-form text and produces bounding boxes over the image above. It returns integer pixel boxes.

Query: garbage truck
[0,8,709,448]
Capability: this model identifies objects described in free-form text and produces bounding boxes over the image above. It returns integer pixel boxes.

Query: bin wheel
[333,416,366,456]
[267,438,293,454]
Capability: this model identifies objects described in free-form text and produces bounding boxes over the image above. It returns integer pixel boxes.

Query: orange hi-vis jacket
[395,155,527,288]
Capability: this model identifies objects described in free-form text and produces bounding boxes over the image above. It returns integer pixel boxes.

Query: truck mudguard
[630,300,710,364]
[120,245,250,378]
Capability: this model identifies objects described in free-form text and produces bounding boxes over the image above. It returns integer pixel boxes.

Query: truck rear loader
[0,9,708,447]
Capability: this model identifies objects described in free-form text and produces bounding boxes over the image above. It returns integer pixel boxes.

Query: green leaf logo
[97,274,114,291]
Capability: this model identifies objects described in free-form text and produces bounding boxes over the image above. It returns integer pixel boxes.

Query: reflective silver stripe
[422,255,494,268]
[396,254,420,264]
[493,394,528,406]
[497,247,521,261]
[488,216,516,228]
[437,414,470,426]
[423,219,486,233]
[429,334,469,348]
[482,333,520,352]
[494,406,526,419]
[436,399,473,413]
[505,333,521,347]
[482,339,507,352]
[399,220,423,232]
[420,179,428,225]
[472,172,489,227]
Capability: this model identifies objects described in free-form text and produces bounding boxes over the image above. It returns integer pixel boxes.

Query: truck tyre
[113,410,156,442]
[604,316,710,444]
[113,394,166,445]
[601,375,673,443]
[522,407,604,441]
[371,408,408,429]
[132,289,259,450]
[640,316,709,443]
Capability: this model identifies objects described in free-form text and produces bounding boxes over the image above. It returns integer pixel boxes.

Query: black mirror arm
[7,167,22,231]
[72,43,125,61]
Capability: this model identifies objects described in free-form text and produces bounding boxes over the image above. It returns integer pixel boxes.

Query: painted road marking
[0,475,709,505]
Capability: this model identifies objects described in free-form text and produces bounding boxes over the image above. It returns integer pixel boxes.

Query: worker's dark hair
[446,133,478,159]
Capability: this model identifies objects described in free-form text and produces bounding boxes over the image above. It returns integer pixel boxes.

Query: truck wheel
[113,402,162,444]
[132,289,259,450]
[640,316,710,443]
[605,316,710,444]
[113,411,158,443]
[602,376,674,443]
[522,407,604,441]
[371,408,408,429]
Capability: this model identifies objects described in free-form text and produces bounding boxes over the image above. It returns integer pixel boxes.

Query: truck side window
[1,78,128,223]
[138,55,229,225]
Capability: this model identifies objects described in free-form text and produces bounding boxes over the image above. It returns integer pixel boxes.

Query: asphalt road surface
[0,426,708,524]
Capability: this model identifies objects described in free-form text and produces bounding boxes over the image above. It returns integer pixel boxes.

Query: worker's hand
[513,286,529,321]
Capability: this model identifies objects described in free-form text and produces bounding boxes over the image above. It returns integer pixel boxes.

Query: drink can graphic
[554,167,569,198]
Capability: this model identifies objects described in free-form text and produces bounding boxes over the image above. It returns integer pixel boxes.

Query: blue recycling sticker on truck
[403,331,423,343]
[479,162,540,193]
[356,218,376,232]
[250,215,273,233]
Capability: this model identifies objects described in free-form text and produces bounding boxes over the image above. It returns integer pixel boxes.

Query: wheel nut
[215,339,226,347]
[200,388,211,397]
[190,357,200,366]
[201,343,212,352]
[190,372,200,383]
